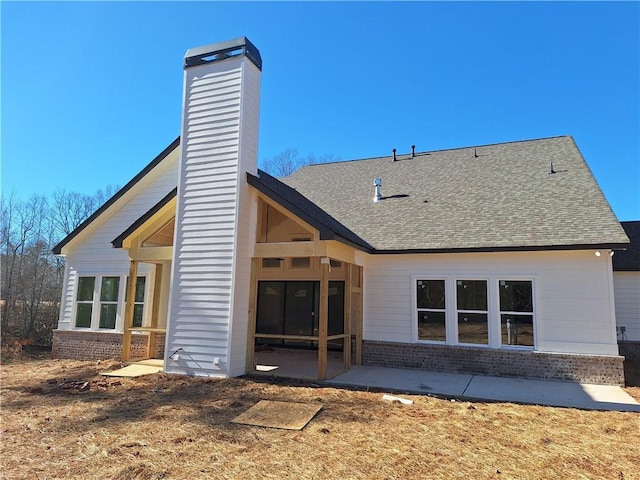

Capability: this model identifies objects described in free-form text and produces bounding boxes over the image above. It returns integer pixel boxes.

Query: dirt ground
[1,356,639,480]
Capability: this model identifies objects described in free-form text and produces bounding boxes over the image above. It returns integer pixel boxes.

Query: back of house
[52,37,631,385]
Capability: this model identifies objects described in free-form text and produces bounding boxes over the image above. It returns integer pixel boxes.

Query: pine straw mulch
[1,357,639,480]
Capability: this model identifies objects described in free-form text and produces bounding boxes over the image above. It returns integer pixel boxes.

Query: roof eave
[370,242,631,255]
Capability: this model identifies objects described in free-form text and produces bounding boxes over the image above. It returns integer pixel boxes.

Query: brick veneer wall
[619,342,640,362]
[52,330,165,361]
[363,340,625,386]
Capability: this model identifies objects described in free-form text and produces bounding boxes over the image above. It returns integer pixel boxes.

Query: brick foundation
[619,342,640,362]
[363,340,625,386]
[52,330,165,361]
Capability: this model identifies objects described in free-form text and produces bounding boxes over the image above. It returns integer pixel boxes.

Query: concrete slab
[326,366,640,412]
[327,366,474,397]
[464,375,640,412]
[254,348,345,379]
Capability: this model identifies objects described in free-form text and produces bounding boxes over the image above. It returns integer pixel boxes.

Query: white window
[499,280,534,347]
[456,280,488,345]
[414,277,535,349]
[75,276,96,328]
[74,274,146,331]
[98,277,120,329]
[416,280,446,342]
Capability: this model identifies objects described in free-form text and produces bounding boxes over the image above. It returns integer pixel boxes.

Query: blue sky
[2,1,639,220]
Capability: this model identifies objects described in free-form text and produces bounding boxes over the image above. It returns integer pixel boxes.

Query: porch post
[318,260,329,380]
[355,265,363,365]
[343,263,352,370]
[122,260,139,362]
[146,263,163,358]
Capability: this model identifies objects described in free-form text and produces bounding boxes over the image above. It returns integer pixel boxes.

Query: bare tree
[1,185,119,346]
[1,194,48,340]
[50,184,119,238]
[260,148,341,177]
[50,189,96,237]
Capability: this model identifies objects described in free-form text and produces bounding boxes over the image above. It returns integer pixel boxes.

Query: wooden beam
[246,258,258,373]
[254,241,325,259]
[129,246,173,262]
[149,264,163,329]
[355,265,363,365]
[254,334,319,341]
[318,260,329,380]
[122,260,138,362]
[326,334,349,341]
[325,241,360,265]
[344,263,352,371]
[146,263,163,359]
[256,200,266,243]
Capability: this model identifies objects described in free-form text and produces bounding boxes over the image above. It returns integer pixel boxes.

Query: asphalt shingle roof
[282,136,629,252]
[613,221,640,271]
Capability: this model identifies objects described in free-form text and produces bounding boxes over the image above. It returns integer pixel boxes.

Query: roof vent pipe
[373,178,382,203]
[411,145,416,158]
[392,149,397,161]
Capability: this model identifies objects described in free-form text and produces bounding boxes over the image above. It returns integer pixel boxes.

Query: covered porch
[245,194,366,381]
[111,191,176,363]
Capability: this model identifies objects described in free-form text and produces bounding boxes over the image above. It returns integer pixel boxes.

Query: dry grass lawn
[1,356,639,480]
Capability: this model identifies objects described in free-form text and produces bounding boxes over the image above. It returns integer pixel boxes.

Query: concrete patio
[326,365,640,412]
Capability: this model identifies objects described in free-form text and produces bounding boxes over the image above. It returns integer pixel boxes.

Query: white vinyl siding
[165,54,261,377]
[613,272,640,342]
[56,147,178,332]
[364,250,619,356]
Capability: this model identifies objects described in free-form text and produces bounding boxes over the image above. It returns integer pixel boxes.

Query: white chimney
[165,38,262,377]
[373,178,382,203]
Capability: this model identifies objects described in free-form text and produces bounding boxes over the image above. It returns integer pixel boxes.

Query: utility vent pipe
[392,149,397,161]
[411,145,416,157]
[373,178,382,203]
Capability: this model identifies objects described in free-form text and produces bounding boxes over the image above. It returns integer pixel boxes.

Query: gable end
[52,137,180,255]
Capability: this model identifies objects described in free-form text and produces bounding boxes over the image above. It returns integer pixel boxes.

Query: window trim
[98,276,121,330]
[497,279,537,349]
[415,278,447,344]
[72,273,148,332]
[412,275,537,350]
[455,278,490,346]
[74,276,96,329]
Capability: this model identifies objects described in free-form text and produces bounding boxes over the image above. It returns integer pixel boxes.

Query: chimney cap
[184,36,262,71]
